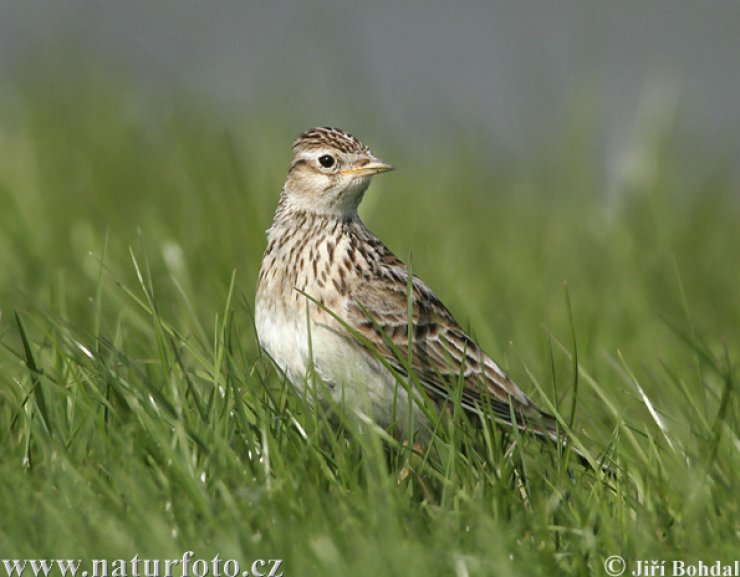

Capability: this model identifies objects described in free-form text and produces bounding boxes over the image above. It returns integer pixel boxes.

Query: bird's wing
[344,256,556,433]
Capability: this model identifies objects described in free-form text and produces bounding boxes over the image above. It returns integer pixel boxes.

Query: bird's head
[281,127,393,218]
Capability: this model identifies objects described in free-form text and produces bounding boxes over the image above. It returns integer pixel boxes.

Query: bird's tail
[529,410,617,478]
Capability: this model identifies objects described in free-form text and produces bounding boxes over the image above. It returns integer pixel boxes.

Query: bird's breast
[254,216,430,438]
[255,221,365,379]
[257,221,373,315]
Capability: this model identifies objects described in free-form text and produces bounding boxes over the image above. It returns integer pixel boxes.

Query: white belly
[254,301,430,438]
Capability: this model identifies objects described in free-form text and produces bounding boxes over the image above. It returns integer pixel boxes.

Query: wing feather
[345,258,555,433]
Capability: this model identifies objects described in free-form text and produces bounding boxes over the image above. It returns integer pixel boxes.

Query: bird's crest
[293,127,370,155]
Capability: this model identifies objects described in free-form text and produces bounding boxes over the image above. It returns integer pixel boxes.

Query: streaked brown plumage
[256,127,594,466]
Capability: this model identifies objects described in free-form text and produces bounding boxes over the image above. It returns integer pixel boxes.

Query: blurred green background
[0,3,738,576]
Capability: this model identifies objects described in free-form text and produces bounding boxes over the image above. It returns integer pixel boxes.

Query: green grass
[0,72,738,576]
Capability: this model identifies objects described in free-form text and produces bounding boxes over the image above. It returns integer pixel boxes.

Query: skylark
[256,127,591,465]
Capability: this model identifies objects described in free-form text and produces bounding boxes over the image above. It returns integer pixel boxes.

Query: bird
[255,126,601,471]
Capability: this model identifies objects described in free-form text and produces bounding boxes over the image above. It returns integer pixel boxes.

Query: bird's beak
[340,157,394,177]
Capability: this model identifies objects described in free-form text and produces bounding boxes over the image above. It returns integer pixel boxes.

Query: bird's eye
[318,154,335,168]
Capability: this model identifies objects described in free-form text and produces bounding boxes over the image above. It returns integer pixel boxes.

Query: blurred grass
[0,70,738,575]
